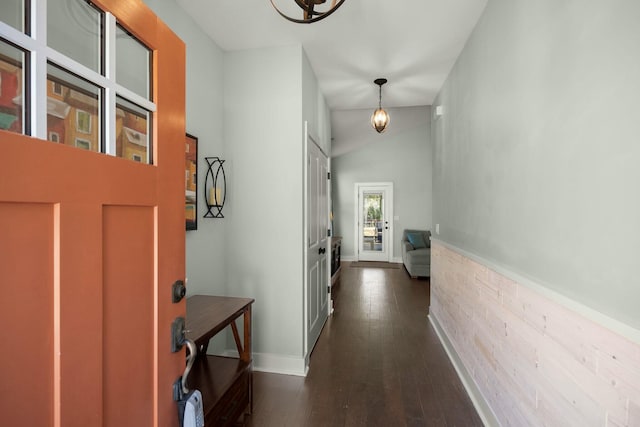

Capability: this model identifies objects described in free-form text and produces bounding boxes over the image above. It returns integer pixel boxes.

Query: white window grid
[0,0,156,159]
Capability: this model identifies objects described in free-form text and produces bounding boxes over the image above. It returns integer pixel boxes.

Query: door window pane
[0,0,27,33]
[48,0,103,73]
[116,25,151,100]
[47,62,101,152]
[362,192,383,252]
[116,96,151,164]
[0,40,26,134]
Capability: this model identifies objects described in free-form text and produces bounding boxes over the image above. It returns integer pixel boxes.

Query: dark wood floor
[244,262,483,427]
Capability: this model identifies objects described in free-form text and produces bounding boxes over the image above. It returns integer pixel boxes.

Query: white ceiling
[176,0,487,155]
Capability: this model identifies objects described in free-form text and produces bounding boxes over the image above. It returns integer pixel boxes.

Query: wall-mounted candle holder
[204,157,226,218]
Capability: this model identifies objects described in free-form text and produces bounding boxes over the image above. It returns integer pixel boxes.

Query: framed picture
[185,133,198,230]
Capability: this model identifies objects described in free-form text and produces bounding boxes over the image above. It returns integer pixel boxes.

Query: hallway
[245,263,483,426]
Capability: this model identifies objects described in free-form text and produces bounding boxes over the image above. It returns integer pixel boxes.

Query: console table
[331,236,342,285]
[186,295,254,426]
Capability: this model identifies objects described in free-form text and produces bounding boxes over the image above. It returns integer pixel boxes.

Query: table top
[186,295,254,347]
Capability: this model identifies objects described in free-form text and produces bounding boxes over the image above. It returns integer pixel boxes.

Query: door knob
[172,280,186,303]
[318,247,326,254]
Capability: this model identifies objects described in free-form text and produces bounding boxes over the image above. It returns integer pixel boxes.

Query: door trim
[354,182,394,262]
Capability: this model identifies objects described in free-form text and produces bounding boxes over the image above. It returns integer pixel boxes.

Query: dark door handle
[319,247,326,254]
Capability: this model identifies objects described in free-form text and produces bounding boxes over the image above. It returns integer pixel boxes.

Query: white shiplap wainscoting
[429,241,640,427]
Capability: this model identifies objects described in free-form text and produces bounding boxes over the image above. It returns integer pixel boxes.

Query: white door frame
[355,182,394,262]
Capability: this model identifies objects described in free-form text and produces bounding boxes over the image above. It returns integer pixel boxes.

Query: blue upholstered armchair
[401,229,431,278]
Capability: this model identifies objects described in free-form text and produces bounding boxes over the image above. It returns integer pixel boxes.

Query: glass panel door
[357,183,393,262]
[361,191,383,253]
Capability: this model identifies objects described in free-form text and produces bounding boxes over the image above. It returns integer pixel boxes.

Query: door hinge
[327,172,331,179]
[327,286,331,293]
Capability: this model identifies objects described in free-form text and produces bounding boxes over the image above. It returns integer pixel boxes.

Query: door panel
[308,262,319,333]
[319,158,328,311]
[306,137,329,357]
[0,202,54,427]
[103,206,154,426]
[0,2,185,426]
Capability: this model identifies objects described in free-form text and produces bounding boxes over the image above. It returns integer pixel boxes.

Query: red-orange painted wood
[0,1,185,426]
[0,203,55,427]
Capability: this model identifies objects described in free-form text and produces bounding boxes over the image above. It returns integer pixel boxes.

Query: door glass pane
[47,63,101,152]
[362,192,383,252]
[48,0,103,73]
[0,40,26,134]
[0,0,27,33]
[116,96,151,164]
[116,25,151,100]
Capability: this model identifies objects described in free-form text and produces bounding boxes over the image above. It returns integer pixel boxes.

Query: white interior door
[305,130,329,359]
[356,183,393,262]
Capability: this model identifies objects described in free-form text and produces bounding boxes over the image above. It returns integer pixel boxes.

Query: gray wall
[144,0,227,297]
[224,44,323,363]
[433,0,640,329]
[333,106,432,261]
[302,52,331,155]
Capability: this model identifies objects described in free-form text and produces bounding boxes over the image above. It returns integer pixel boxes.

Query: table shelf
[186,295,254,426]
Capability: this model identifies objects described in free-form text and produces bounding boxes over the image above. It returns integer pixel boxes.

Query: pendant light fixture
[270,0,347,24]
[371,78,390,133]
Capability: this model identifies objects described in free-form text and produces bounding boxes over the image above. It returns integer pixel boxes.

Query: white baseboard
[428,313,499,427]
[221,349,308,377]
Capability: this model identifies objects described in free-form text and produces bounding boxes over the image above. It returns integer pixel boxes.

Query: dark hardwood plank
[244,263,483,426]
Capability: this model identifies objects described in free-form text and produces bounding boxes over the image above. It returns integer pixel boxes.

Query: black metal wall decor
[204,157,226,218]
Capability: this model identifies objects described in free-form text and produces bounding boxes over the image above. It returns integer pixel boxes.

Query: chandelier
[270,0,347,24]
[371,78,390,133]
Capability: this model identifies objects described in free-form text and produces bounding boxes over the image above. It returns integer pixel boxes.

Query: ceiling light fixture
[270,0,347,24]
[371,78,390,133]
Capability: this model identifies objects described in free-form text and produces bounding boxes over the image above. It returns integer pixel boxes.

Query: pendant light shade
[371,108,390,133]
[371,78,390,133]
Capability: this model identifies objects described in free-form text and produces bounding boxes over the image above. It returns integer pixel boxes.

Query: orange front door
[0,1,186,426]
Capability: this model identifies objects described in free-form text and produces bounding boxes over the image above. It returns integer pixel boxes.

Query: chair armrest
[402,241,415,252]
